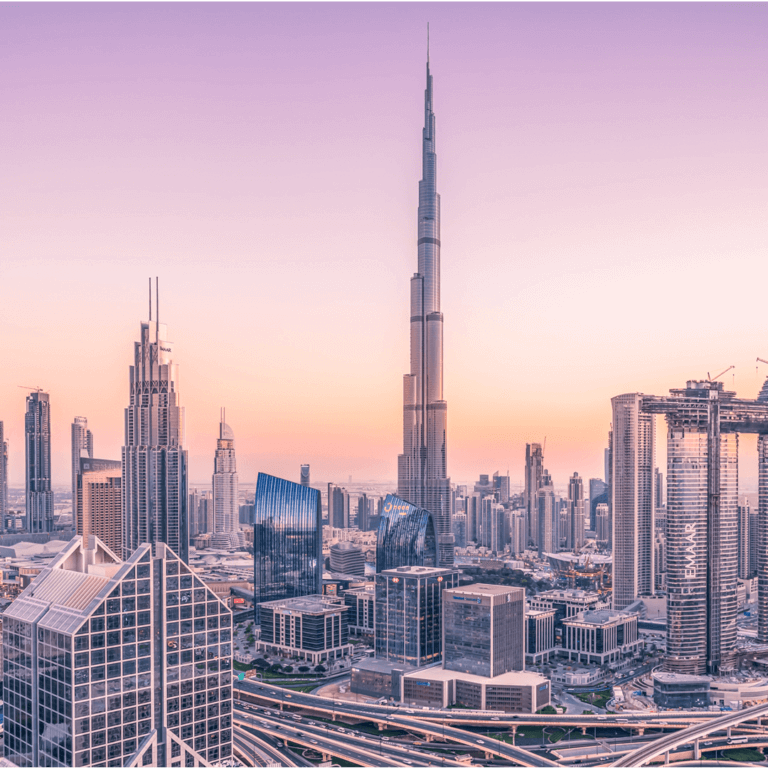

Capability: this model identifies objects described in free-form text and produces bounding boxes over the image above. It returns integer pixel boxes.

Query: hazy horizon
[2,3,766,489]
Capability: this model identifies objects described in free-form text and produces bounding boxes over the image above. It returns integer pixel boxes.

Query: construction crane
[757,358,768,374]
[18,385,45,393]
[707,365,734,382]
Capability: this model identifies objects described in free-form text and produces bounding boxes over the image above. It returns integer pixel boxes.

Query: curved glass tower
[253,473,322,613]
[376,493,438,573]
[398,52,453,565]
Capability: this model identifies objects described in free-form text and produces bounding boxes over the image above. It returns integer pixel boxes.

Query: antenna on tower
[427,22,430,65]
[155,277,159,349]
[148,277,152,322]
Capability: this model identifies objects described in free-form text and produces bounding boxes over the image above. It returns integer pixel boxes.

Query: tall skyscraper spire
[122,280,189,562]
[398,50,454,566]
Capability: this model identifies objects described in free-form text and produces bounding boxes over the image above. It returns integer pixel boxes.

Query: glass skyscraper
[3,536,233,768]
[376,494,438,573]
[211,411,242,550]
[253,473,322,613]
[397,53,453,566]
[25,390,53,533]
[374,566,459,667]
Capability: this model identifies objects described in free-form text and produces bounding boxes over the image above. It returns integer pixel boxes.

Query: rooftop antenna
[427,22,429,65]
[148,277,152,322]
[155,276,159,349]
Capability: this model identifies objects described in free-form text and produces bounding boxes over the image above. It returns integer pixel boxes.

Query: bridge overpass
[612,701,768,766]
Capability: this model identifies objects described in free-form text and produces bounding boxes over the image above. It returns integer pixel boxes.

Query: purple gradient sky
[1,3,767,490]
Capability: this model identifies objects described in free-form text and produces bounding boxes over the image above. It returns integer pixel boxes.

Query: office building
[344,587,375,636]
[329,541,365,576]
[0,421,7,532]
[76,457,122,557]
[750,507,759,576]
[122,301,188,563]
[397,55,453,567]
[509,510,526,556]
[493,471,511,504]
[611,393,655,610]
[253,473,322,610]
[536,473,556,556]
[257,595,351,666]
[466,493,479,543]
[479,496,505,553]
[595,503,610,545]
[561,610,640,665]
[525,609,556,666]
[529,589,606,630]
[524,443,544,546]
[376,494,438,572]
[25,390,53,533]
[211,412,241,550]
[567,472,585,552]
[71,416,94,501]
[3,535,234,768]
[375,566,459,667]
[356,493,370,531]
[300,464,310,488]
[442,584,525,677]
[327,484,350,529]
[588,478,608,532]
[452,511,467,548]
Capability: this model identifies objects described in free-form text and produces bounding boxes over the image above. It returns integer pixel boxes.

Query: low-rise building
[400,666,550,713]
[529,588,606,628]
[653,671,710,709]
[257,595,351,665]
[560,609,640,665]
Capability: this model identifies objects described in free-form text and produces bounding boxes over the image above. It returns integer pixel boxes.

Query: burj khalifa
[398,51,454,566]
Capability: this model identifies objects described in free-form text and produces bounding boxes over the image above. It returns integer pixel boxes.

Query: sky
[1,3,767,491]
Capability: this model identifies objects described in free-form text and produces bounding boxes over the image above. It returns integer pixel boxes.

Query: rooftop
[259,594,348,615]
[564,609,635,626]
[380,566,457,576]
[445,584,524,597]
[405,665,548,687]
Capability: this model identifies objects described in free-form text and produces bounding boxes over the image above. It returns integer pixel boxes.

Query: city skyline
[2,4,767,489]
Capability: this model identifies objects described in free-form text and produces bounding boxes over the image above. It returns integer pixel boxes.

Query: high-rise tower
[71,415,93,500]
[398,51,453,566]
[25,390,53,533]
[122,281,188,562]
[0,421,7,532]
[212,409,242,550]
[611,393,655,610]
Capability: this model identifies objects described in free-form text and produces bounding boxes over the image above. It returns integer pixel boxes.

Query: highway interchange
[229,678,768,767]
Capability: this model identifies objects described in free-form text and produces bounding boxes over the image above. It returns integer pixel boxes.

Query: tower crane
[757,358,768,374]
[18,385,45,393]
[707,365,734,382]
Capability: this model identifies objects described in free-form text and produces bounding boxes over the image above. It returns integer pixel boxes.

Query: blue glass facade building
[253,473,322,616]
[376,494,438,573]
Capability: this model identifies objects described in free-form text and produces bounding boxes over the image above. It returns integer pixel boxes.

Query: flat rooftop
[405,666,548,688]
[259,595,348,614]
[446,584,523,597]
[380,566,457,576]
[564,609,634,626]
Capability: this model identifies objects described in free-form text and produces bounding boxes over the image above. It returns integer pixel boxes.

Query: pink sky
[1,3,766,489]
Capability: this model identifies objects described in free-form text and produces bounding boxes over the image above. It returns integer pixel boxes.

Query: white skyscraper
[397,51,453,565]
[212,409,242,550]
[122,283,188,562]
[611,393,656,610]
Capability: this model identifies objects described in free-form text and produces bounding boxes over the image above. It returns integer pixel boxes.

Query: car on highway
[491,717,499,721]
[310,740,318,744]
[476,739,484,744]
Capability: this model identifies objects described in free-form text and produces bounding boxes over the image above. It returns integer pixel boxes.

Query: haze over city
[2,2,766,488]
